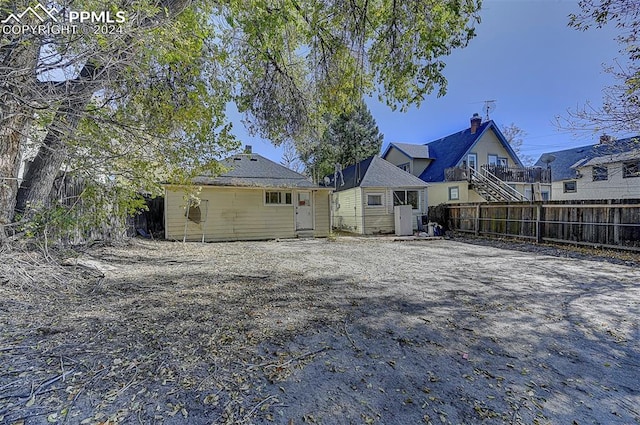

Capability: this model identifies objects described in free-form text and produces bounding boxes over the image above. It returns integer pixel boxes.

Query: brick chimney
[470,113,482,134]
[598,134,614,145]
[244,145,252,154]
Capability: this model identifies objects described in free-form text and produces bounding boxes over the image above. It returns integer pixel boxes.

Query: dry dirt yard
[1,237,639,425]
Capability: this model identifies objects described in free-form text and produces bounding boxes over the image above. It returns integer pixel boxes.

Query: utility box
[394,205,413,236]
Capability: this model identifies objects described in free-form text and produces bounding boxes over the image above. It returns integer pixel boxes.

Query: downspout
[361,188,365,234]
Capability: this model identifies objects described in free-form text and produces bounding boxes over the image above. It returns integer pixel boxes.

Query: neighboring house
[322,155,429,234]
[382,113,551,205]
[535,136,640,200]
[164,148,332,242]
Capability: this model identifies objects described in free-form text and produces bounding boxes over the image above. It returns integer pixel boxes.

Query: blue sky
[230,0,624,165]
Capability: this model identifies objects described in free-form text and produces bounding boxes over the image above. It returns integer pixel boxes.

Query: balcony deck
[445,165,552,183]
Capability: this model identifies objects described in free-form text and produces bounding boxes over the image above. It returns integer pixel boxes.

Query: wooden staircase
[469,167,528,202]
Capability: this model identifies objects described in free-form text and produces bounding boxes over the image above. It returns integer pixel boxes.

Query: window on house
[592,166,608,181]
[488,154,498,166]
[563,181,577,193]
[467,154,477,170]
[367,193,383,206]
[498,157,508,166]
[398,163,410,172]
[448,186,460,200]
[265,191,293,205]
[623,161,640,178]
[393,190,419,208]
[541,191,550,201]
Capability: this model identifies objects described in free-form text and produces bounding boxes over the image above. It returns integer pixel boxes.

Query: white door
[295,191,313,230]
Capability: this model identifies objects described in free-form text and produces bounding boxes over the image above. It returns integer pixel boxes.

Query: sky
[229,0,625,166]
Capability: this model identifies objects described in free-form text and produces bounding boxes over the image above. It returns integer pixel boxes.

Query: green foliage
[301,100,384,180]
[2,0,483,243]
[223,0,481,143]
[18,179,146,245]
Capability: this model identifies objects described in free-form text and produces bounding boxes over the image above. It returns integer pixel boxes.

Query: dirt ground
[1,236,639,425]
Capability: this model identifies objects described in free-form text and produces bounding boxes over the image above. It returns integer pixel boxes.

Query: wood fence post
[475,204,480,236]
[536,203,542,243]
[613,206,620,245]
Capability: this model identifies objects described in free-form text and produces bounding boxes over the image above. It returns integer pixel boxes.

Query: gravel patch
[1,237,638,424]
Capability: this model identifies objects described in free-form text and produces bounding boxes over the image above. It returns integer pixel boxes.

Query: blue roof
[534,137,639,181]
[418,120,522,182]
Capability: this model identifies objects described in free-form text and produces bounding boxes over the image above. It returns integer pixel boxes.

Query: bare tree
[501,123,534,166]
[558,1,640,138]
[280,141,305,174]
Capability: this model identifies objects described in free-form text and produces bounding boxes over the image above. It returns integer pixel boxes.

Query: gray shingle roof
[322,156,428,192]
[192,154,322,188]
[385,142,431,159]
[534,137,640,181]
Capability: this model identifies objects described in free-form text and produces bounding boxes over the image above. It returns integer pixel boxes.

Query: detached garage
[164,151,332,242]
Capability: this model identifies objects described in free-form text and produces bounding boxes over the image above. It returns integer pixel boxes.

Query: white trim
[467,153,478,170]
[264,190,293,206]
[449,186,460,200]
[366,192,385,207]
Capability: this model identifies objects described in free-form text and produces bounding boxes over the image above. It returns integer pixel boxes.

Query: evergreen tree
[302,101,384,181]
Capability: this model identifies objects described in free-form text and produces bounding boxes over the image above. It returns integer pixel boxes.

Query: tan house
[535,136,640,200]
[382,114,551,205]
[323,155,429,234]
[164,150,332,242]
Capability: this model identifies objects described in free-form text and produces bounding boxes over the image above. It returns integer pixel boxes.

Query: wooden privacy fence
[448,200,640,251]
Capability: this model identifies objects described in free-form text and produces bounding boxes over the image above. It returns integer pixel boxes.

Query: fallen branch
[248,346,330,371]
[343,317,362,352]
[243,394,278,421]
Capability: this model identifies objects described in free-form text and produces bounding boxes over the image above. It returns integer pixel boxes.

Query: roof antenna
[483,100,496,122]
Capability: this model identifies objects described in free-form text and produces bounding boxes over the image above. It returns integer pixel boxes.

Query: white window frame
[366,193,384,207]
[264,190,293,206]
[488,154,498,166]
[448,186,460,200]
[563,181,577,193]
[467,153,477,170]
[398,162,411,173]
[393,190,420,209]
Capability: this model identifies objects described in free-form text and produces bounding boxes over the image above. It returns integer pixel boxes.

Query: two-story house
[535,136,640,200]
[382,114,551,206]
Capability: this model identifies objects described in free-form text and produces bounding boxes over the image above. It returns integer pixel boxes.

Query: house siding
[552,162,640,200]
[467,130,518,168]
[427,182,481,206]
[332,187,428,234]
[332,188,363,233]
[313,190,331,237]
[363,188,394,234]
[412,158,431,178]
[165,186,331,241]
[383,148,412,171]
[382,147,432,177]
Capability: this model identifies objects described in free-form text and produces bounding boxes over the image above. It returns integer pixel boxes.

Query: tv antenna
[483,100,496,122]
